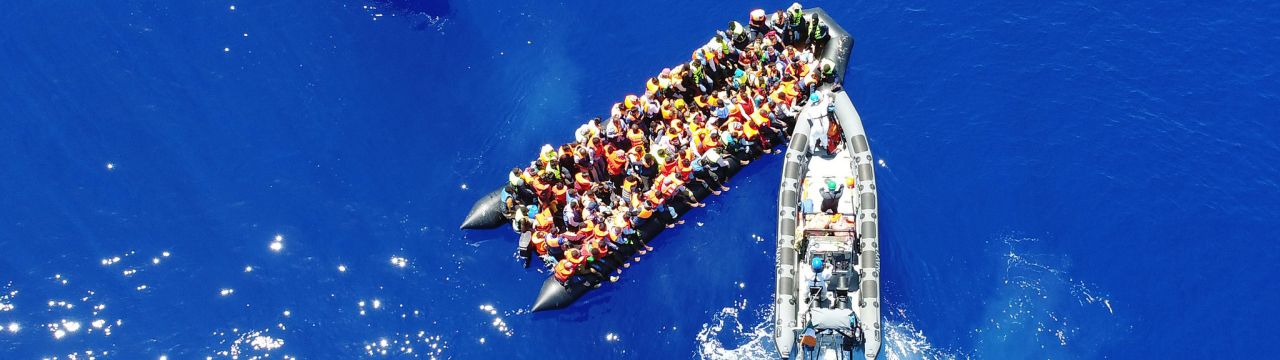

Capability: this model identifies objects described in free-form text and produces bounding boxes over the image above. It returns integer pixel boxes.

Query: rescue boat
[771,10,882,360]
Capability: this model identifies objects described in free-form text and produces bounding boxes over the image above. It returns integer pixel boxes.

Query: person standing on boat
[819,179,843,213]
[783,3,809,45]
[748,9,771,39]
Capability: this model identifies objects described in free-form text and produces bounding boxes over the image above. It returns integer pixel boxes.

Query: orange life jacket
[744,119,760,140]
[535,209,554,231]
[660,174,684,197]
[607,150,627,175]
[678,160,693,180]
[531,176,550,193]
[574,172,592,192]
[593,223,609,238]
[661,156,678,175]
[566,248,586,266]
[700,133,719,153]
[751,109,771,128]
[622,178,638,195]
[531,235,548,255]
[646,189,665,206]
[554,260,574,282]
[589,238,609,258]
[627,128,646,149]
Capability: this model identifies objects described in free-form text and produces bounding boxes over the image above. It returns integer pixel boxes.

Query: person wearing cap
[819,178,843,213]
[803,256,834,300]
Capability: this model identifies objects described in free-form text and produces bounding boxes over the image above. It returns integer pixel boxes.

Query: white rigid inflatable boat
[774,8,882,360]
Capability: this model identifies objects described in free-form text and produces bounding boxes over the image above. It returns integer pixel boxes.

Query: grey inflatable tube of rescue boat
[773,122,810,358]
[828,91,873,184]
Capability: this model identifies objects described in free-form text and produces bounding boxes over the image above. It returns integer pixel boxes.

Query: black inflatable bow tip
[459,189,508,230]
[531,276,579,312]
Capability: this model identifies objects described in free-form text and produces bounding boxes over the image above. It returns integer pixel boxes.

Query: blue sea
[2,0,1278,358]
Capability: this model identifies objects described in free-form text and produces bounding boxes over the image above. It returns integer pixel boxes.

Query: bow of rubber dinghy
[459,189,509,230]
[531,276,580,312]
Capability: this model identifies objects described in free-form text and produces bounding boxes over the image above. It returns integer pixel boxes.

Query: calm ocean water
[2,0,1277,358]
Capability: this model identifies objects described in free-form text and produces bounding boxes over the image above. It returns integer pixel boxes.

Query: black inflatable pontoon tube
[460,189,508,230]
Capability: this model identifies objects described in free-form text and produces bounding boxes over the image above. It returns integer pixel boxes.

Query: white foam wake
[971,236,1120,357]
[881,317,956,360]
[696,300,776,360]
[696,301,953,360]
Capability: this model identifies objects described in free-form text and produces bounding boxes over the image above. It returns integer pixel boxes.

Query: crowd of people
[500,4,838,288]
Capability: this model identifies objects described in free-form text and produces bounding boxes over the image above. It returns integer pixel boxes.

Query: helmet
[811,257,824,272]
[826,179,837,191]
[750,9,766,23]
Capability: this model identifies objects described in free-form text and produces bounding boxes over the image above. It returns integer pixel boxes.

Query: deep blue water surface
[3,1,1278,358]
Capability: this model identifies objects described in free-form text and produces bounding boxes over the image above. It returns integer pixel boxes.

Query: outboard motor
[832,272,851,307]
[517,232,533,268]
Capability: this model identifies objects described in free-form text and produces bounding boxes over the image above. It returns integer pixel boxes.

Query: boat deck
[801,146,859,215]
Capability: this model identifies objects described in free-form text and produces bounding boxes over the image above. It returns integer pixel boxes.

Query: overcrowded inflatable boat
[458,6,877,332]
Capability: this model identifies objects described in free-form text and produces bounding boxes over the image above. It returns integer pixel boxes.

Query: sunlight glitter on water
[478,304,513,337]
[211,329,286,359]
[269,235,285,252]
[361,332,447,358]
[0,289,14,312]
[389,256,408,268]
